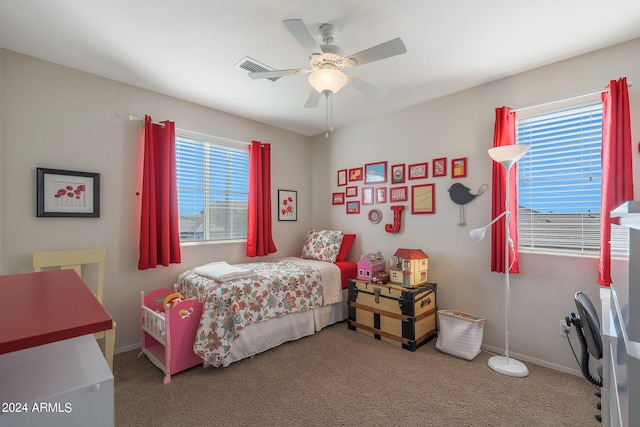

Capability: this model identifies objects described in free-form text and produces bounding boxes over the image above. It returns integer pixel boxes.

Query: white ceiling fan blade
[344,38,407,67]
[347,76,389,98]
[283,19,323,57]
[248,68,308,79]
[304,89,322,108]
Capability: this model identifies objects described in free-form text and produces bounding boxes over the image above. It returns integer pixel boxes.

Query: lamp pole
[503,166,512,363]
[486,145,529,377]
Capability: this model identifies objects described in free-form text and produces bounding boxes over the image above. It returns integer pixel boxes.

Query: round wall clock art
[368,209,382,224]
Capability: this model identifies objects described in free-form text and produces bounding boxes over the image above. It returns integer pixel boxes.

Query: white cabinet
[602,202,640,426]
[0,335,114,427]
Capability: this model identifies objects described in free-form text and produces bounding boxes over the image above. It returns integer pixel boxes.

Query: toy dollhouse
[388,248,429,287]
[357,252,386,281]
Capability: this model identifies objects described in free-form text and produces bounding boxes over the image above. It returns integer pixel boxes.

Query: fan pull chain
[325,92,329,138]
[330,94,334,132]
[325,91,334,139]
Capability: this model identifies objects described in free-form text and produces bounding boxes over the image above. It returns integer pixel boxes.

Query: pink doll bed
[139,288,205,384]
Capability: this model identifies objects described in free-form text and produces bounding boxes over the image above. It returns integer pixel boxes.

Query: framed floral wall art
[433,157,447,177]
[278,189,297,221]
[408,162,428,179]
[37,167,100,218]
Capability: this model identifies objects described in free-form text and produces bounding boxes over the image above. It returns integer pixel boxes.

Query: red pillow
[336,234,356,262]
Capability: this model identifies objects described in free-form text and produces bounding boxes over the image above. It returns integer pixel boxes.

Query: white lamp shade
[488,145,529,170]
[308,68,348,94]
[469,227,488,241]
[469,211,507,241]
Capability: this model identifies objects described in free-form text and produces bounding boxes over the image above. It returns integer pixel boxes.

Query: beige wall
[0,50,313,351]
[2,38,639,373]
[311,38,640,373]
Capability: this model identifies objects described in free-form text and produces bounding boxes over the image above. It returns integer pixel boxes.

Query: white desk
[602,202,640,426]
[0,335,114,427]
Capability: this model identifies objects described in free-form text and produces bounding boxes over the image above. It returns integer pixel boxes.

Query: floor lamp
[470,144,529,378]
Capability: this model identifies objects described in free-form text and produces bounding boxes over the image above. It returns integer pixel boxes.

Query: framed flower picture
[391,163,405,184]
[364,161,387,184]
[278,189,297,221]
[433,157,447,177]
[337,169,347,186]
[332,192,345,205]
[346,186,358,197]
[411,184,435,214]
[346,201,360,214]
[36,168,100,218]
[408,162,428,180]
[452,157,467,178]
[390,186,408,202]
[349,167,363,182]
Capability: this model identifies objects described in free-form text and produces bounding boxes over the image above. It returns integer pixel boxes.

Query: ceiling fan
[248,19,407,108]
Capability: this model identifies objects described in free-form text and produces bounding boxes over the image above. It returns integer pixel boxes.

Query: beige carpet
[114,322,600,426]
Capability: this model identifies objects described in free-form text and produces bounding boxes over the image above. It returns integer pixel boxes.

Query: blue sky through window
[176,136,249,217]
[516,103,602,214]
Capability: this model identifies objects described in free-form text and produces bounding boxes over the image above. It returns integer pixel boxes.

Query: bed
[174,230,356,368]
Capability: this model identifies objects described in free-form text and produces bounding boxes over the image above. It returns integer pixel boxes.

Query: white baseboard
[481,344,582,377]
[115,342,141,354]
[117,341,583,377]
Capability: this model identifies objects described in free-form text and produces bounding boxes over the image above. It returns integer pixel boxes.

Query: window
[516,102,627,255]
[175,130,249,242]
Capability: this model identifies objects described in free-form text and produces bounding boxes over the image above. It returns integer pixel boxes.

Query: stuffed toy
[179,308,194,319]
[163,292,184,309]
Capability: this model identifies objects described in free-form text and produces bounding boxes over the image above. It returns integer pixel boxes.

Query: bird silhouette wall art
[448,183,488,226]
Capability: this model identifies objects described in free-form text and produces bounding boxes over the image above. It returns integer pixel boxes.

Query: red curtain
[599,77,634,286]
[138,116,181,270]
[491,107,520,273]
[246,141,277,257]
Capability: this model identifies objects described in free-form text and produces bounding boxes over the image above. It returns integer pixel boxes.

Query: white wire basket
[436,310,485,360]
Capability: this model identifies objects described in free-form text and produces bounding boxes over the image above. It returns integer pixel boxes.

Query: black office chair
[566,291,603,422]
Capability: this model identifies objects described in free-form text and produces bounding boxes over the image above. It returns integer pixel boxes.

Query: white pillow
[300,229,344,263]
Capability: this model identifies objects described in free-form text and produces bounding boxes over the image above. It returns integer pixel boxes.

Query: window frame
[515,99,602,257]
[175,129,250,245]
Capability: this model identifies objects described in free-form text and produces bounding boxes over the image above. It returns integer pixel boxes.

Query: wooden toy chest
[347,279,437,351]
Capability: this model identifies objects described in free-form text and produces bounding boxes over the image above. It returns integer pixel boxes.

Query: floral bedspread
[175,259,328,367]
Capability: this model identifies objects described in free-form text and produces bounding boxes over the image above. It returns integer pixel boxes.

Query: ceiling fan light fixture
[308,68,348,94]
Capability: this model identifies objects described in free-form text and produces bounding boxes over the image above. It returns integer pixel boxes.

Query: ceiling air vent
[235,57,280,82]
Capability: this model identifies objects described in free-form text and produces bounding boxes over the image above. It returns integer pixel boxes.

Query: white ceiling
[2,1,640,137]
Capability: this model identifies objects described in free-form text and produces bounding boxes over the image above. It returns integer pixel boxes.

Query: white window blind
[516,103,628,255]
[175,132,249,242]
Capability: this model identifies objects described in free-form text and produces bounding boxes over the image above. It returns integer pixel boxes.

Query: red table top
[0,269,113,354]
